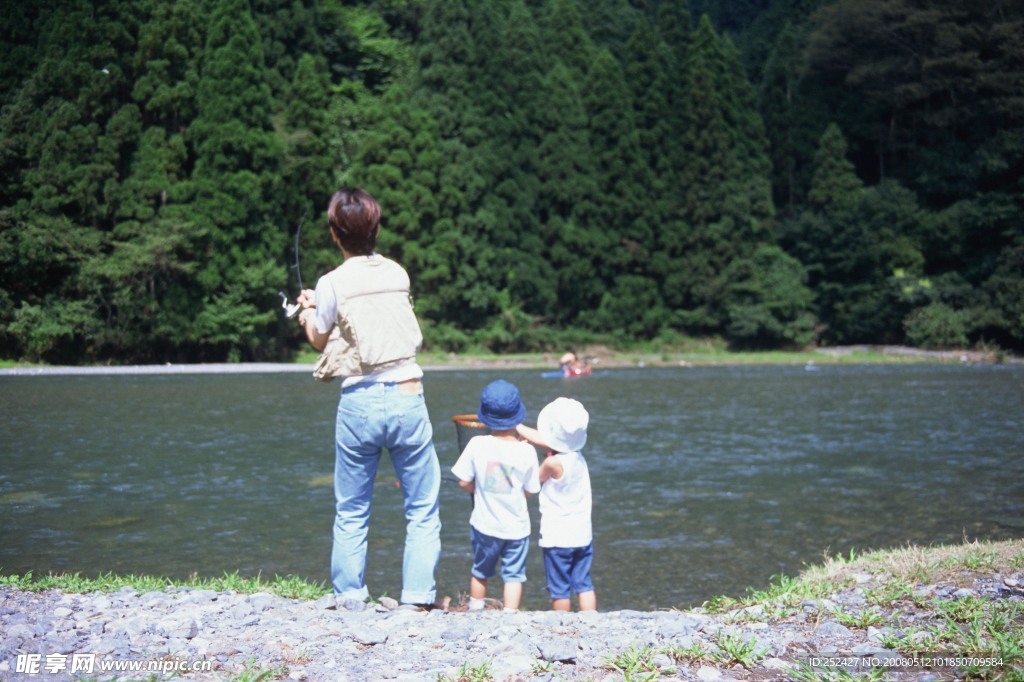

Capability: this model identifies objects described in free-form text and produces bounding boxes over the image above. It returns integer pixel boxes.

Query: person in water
[295,187,442,609]
[559,352,591,376]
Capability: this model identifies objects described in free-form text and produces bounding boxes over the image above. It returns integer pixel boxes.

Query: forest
[1,0,1022,364]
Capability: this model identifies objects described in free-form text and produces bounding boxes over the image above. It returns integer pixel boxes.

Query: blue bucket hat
[477,379,527,430]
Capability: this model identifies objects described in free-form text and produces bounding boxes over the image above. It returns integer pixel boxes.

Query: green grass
[436,660,493,682]
[602,644,662,681]
[0,570,330,600]
[701,539,1024,680]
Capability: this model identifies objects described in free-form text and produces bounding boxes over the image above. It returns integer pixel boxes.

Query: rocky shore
[2,564,1020,682]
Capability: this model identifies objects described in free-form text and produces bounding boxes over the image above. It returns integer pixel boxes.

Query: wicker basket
[451,414,489,454]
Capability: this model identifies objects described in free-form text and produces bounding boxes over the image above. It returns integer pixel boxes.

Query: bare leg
[551,598,571,611]
[503,581,523,610]
[578,590,597,611]
[470,576,487,600]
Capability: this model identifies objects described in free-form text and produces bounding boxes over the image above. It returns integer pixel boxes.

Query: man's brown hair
[327,188,381,256]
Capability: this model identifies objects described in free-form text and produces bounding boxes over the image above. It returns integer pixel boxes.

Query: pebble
[1,574,1019,681]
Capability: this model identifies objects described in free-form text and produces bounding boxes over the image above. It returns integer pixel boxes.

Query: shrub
[904,303,969,349]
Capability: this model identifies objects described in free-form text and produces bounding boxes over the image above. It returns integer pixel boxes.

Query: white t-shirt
[451,435,541,540]
[538,451,592,548]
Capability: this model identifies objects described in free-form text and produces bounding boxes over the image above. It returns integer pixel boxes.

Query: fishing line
[292,208,308,291]
[278,209,308,319]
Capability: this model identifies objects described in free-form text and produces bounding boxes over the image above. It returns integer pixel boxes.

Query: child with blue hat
[451,379,541,611]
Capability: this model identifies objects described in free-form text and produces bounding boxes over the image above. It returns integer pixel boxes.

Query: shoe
[399,595,450,612]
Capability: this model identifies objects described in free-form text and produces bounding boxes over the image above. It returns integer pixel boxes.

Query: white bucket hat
[537,397,589,453]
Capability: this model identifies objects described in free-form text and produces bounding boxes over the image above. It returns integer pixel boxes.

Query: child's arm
[516,423,550,449]
[450,444,476,494]
[538,456,564,483]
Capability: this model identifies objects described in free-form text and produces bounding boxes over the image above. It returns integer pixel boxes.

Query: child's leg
[468,575,487,611]
[551,597,571,611]
[499,537,530,611]
[469,528,499,610]
[503,581,523,610]
[543,547,573,611]
[569,544,596,611]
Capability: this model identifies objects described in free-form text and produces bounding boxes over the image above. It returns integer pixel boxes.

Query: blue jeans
[331,382,441,604]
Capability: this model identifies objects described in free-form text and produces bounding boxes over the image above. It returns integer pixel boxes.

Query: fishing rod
[278,209,308,319]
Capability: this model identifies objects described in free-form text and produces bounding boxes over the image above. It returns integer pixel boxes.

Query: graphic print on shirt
[482,461,515,494]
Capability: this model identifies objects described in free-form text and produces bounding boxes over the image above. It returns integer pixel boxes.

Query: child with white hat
[518,397,596,612]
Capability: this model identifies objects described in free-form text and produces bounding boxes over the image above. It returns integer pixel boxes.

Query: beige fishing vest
[322,255,423,377]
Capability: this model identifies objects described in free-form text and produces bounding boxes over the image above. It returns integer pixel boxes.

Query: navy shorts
[543,543,595,599]
[471,527,529,583]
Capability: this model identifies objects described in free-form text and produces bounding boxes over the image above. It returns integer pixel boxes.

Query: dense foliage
[2,0,1022,363]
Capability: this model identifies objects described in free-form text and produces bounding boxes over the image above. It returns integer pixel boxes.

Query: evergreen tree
[543,0,596,82]
[807,0,1024,200]
[185,0,285,361]
[0,1,46,110]
[131,0,203,131]
[536,62,597,227]
[669,15,775,331]
[536,61,601,325]
[786,125,925,344]
[281,53,332,216]
[583,48,662,333]
[472,0,544,251]
[723,245,816,348]
[469,1,560,329]
[654,0,693,203]
[251,0,321,98]
[408,0,500,332]
[584,49,653,273]
[3,0,1024,359]
[0,0,146,362]
[344,78,446,315]
[757,21,812,211]
[718,35,774,228]
[656,0,693,69]
[982,240,1024,350]
[412,0,481,219]
[624,17,674,179]
[807,123,862,208]
[584,0,640,60]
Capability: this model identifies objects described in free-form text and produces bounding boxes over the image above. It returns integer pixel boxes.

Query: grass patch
[795,539,1024,591]
[700,539,1024,681]
[0,570,330,600]
[663,632,769,671]
[436,660,493,682]
[602,644,662,681]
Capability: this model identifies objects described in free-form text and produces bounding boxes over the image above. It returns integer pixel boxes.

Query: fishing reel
[278,291,301,318]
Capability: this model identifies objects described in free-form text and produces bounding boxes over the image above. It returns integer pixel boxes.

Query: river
[1,363,1021,611]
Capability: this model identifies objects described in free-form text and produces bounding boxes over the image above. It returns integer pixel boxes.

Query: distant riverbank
[0,344,1016,377]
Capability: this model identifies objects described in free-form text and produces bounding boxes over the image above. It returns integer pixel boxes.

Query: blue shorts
[543,543,595,599]
[471,527,529,583]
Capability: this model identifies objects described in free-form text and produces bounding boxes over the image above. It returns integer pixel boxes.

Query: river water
[1,364,1021,611]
